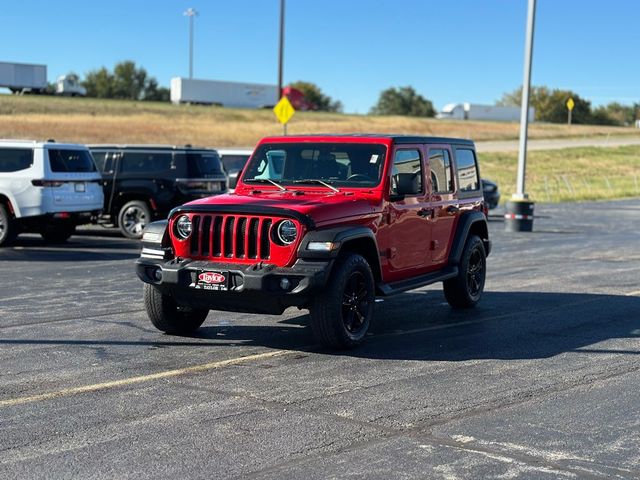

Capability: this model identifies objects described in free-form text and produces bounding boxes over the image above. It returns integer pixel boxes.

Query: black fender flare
[448,211,491,266]
[297,226,382,282]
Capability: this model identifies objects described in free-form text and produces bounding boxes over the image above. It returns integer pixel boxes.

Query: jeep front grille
[189,214,273,260]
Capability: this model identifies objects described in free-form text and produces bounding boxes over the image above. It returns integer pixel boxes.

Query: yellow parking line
[0,349,291,408]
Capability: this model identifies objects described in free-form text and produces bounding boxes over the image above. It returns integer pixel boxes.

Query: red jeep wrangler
[136,135,490,349]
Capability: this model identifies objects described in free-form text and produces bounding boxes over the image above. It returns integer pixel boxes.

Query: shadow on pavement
[2,291,638,362]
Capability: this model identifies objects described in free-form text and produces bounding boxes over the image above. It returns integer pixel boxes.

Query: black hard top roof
[87,144,217,151]
[271,134,475,146]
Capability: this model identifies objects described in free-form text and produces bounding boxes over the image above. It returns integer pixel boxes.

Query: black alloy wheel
[443,234,486,308]
[341,271,370,336]
[466,247,484,298]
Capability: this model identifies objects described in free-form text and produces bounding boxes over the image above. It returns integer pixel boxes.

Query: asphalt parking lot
[1,199,639,479]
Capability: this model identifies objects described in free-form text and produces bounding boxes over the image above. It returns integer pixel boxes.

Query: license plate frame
[191,270,229,291]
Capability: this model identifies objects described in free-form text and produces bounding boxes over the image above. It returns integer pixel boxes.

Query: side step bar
[376,266,458,296]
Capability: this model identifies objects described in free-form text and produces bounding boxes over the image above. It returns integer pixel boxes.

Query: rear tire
[0,204,17,246]
[143,284,208,335]
[40,223,75,243]
[444,235,486,308]
[118,200,151,239]
[309,253,375,349]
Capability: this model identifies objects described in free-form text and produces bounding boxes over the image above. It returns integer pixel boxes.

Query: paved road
[476,135,640,152]
[1,200,639,479]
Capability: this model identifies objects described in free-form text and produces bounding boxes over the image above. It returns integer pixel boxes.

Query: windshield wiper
[292,179,340,193]
[244,178,286,191]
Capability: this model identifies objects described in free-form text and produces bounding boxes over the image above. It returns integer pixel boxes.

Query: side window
[391,149,423,196]
[120,152,173,173]
[428,148,454,193]
[91,152,107,172]
[0,148,34,172]
[455,149,480,192]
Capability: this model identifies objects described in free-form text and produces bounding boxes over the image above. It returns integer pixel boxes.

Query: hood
[183,190,381,226]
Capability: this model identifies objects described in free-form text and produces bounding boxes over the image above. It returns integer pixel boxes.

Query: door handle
[418,208,433,218]
[446,205,459,215]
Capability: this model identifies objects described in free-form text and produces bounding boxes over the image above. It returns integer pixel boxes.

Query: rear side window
[48,149,96,172]
[121,152,173,173]
[455,149,480,192]
[0,148,33,172]
[428,148,454,193]
[220,154,250,173]
[178,152,225,177]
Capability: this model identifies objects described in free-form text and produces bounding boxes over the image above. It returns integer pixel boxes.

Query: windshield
[48,149,96,172]
[242,143,387,188]
[178,152,225,177]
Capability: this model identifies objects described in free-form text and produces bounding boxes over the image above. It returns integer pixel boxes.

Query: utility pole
[505,0,537,232]
[278,0,285,99]
[184,8,198,79]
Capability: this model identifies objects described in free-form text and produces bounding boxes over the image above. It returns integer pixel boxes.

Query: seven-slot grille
[189,214,274,260]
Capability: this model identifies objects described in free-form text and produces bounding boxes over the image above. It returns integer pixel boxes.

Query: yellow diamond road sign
[566,97,575,111]
[273,96,295,125]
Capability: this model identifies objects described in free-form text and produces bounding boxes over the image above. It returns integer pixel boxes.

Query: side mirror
[393,172,420,197]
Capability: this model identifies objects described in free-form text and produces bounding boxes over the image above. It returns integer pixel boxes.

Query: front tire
[143,284,208,335]
[309,253,375,349]
[0,204,17,246]
[118,200,151,239]
[444,235,486,308]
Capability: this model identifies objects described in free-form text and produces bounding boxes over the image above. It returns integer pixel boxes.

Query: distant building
[436,103,535,122]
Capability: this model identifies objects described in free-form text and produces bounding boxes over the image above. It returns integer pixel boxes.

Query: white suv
[0,140,104,245]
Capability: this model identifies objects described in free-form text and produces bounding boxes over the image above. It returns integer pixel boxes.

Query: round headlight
[276,220,298,245]
[175,215,192,239]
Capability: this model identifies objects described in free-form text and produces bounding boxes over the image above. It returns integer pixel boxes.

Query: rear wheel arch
[0,194,17,217]
[448,212,490,266]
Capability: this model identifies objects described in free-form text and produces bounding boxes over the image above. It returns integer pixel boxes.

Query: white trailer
[436,103,535,122]
[0,61,47,93]
[171,77,278,108]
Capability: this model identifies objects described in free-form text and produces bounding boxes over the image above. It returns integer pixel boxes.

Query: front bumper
[136,257,333,315]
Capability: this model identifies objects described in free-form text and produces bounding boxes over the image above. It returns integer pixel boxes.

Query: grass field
[1,95,639,147]
[2,95,639,203]
[480,145,640,203]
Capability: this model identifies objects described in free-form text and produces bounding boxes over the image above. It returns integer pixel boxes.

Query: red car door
[381,145,433,282]
[426,145,458,267]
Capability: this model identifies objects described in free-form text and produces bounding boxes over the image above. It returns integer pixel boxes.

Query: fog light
[279,278,291,290]
[152,268,163,282]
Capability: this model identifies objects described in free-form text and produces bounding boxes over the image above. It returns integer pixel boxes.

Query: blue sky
[1,0,638,113]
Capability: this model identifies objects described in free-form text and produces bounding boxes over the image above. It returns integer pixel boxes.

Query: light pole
[505,0,537,232]
[184,7,198,79]
[278,0,285,99]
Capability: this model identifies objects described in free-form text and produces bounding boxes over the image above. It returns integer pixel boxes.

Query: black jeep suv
[89,145,227,238]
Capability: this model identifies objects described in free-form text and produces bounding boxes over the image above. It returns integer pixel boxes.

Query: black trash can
[505,200,535,232]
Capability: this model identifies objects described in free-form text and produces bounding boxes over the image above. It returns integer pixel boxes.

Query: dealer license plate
[191,270,229,291]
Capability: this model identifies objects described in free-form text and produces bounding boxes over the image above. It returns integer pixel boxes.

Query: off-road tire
[309,253,375,349]
[0,204,17,246]
[118,200,151,239]
[40,223,75,243]
[444,234,486,308]
[144,284,208,335]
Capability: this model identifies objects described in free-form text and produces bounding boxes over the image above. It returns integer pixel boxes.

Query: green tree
[143,78,170,102]
[112,61,148,100]
[83,67,114,98]
[82,61,169,101]
[287,81,342,112]
[370,86,435,117]
[498,86,591,124]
